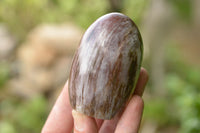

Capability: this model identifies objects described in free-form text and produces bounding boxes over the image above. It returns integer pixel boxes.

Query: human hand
[42,68,148,133]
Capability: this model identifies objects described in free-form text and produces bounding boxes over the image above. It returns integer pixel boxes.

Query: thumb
[72,110,98,133]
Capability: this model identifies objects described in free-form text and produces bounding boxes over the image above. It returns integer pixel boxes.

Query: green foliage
[166,44,200,133]
[0,63,10,87]
[123,0,148,24]
[69,0,108,28]
[0,0,108,40]
[168,0,192,22]
[144,42,200,132]
[0,121,16,133]
[0,96,48,133]
[14,95,48,132]
[144,98,178,126]
[0,0,48,39]
[0,0,149,40]
[167,73,200,133]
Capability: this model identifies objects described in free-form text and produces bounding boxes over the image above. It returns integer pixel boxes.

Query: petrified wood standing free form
[68,13,143,119]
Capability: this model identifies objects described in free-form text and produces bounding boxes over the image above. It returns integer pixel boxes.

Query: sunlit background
[0,0,200,133]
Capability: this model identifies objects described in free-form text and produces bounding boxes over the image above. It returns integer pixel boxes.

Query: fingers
[95,119,104,130]
[134,68,149,96]
[42,68,148,133]
[72,110,98,133]
[115,95,144,133]
[42,81,73,133]
[99,111,122,133]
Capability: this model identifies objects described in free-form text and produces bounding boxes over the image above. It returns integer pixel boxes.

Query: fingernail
[72,110,85,131]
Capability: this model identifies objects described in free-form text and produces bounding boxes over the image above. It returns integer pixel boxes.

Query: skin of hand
[42,68,148,133]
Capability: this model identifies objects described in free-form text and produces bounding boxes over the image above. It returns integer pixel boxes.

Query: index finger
[42,81,73,133]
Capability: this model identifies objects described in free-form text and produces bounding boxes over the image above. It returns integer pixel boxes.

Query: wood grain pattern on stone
[68,13,143,119]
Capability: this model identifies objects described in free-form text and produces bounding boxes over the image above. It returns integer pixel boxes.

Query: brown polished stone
[68,13,143,119]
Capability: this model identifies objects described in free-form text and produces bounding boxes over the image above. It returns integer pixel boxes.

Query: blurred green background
[0,0,200,133]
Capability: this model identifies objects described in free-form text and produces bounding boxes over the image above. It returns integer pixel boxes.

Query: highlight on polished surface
[68,12,143,119]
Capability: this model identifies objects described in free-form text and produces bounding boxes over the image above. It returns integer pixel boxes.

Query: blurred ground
[0,0,200,133]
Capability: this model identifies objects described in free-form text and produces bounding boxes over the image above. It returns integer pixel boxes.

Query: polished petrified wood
[68,13,143,119]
